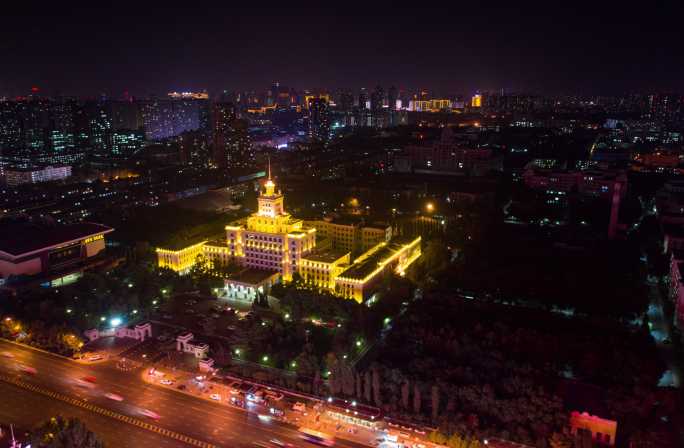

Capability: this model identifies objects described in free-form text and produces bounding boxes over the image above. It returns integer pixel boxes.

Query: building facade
[156,176,421,303]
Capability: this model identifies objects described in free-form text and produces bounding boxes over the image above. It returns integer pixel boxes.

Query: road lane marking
[0,374,219,448]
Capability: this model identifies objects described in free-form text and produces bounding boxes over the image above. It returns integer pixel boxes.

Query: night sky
[2,2,683,97]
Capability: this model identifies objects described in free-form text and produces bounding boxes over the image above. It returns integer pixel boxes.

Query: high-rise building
[211,102,251,168]
[111,100,143,131]
[0,101,22,150]
[471,93,482,108]
[387,86,398,111]
[308,98,330,142]
[108,130,145,157]
[370,85,384,112]
[337,91,354,112]
[140,98,206,140]
[84,101,112,153]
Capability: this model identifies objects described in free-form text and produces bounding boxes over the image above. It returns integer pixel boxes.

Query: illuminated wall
[155,178,421,303]
[335,236,422,303]
[156,241,207,273]
[300,252,351,290]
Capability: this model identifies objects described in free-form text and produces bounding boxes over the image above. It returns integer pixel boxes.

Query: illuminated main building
[156,174,421,303]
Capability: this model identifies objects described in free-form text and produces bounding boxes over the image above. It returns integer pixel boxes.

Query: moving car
[140,409,160,420]
[104,393,124,401]
[17,364,37,374]
[210,393,221,401]
[160,379,174,385]
[292,402,306,412]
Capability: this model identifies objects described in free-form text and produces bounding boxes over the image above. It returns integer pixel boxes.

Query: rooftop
[302,248,350,264]
[0,220,113,257]
[339,236,419,280]
[226,268,279,285]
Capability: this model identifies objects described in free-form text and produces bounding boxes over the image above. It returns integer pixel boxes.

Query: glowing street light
[128,283,133,288]
[66,308,72,314]
[110,317,122,327]
[234,348,241,356]
[262,355,269,362]
[100,316,106,322]
[355,339,362,347]
[290,361,297,368]
[425,202,435,213]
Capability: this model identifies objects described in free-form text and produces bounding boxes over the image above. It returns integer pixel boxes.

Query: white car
[140,409,160,420]
[210,393,221,401]
[160,379,174,385]
[104,393,124,401]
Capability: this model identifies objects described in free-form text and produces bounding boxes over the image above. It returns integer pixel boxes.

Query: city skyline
[2,3,683,97]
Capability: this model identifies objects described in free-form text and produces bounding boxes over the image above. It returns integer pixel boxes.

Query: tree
[428,430,448,445]
[446,433,465,448]
[431,384,440,421]
[413,383,421,414]
[401,380,410,409]
[548,432,572,448]
[364,371,372,402]
[356,373,363,398]
[372,367,382,407]
[31,416,104,448]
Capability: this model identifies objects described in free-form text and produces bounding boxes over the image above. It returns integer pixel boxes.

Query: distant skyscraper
[140,97,206,140]
[471,93,482,108]
[371,85,384,112]
[387,86,398,111]
[308,98,330,143]
[212,102,251,168]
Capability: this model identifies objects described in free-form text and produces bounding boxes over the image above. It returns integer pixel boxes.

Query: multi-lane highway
[0,339,367,448]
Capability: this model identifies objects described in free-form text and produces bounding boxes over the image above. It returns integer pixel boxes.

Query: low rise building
[0,221,113,284]
[3,164,71,186]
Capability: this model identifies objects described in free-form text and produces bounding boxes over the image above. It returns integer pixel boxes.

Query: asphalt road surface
[0,339,367,448]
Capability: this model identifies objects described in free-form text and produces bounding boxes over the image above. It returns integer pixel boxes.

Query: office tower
[0,101,22,150]
[21,98,50,151]
[337,91,354,112]
[387,86,398,111]
[111,100,143,131]
[371,85,384,112]
[471,93,482,108]
[308,98,330,143]
[212,102,251,168]
[358,88,369,110]
[357,88,371,127]
[108,130,145,157]
[84,101,112,153]
[140,97,205,140]
[179,130,210,166]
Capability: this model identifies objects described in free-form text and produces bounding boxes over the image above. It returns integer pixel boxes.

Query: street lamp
[425,202,434,213]
[234,348,241,356]
[262,355,269,363]
[355,340,362,347]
